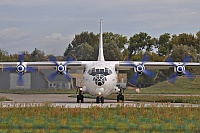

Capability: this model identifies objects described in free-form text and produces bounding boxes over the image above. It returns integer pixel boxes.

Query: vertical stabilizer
[97,19,105,61]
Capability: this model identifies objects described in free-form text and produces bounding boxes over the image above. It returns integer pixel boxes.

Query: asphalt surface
[0,93,200,108]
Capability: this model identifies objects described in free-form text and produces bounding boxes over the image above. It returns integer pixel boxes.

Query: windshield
[88,67,112,76]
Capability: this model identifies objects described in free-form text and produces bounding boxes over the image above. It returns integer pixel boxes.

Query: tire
[117,95,120,102]
[77,95,79,103]
[121,95,124,101]
[100,97,104,103]
[81,95,84,103]
[96,96,100,103]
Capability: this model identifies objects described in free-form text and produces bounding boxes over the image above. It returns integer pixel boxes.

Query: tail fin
[97,19,105,61]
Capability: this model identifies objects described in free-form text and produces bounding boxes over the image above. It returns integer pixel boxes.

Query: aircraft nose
[96,87,104,95]
[93,74,107,86]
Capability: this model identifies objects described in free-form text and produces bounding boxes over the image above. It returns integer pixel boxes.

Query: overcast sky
[0,0,200,56]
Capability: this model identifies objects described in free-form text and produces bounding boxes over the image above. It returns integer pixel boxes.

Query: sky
[0,0,200,56]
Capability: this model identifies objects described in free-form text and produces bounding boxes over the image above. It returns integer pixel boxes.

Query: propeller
[166,55,194,84]
[127,54,156,85]
[4,53,38,86]
[47,55,75,82]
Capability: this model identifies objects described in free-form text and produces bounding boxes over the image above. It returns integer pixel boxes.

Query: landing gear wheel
[117,95,124,102]
[117,88,124,102]
[96,96,100,103]
[77,94,84,103]
[96,96,104,103]
[100,96,104,103]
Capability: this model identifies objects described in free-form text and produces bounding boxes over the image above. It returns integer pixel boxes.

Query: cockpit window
[88,67,112,76]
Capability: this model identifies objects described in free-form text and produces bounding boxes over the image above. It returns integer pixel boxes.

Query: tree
[31,48,46,61]
[68,43,95,61]
[195,31,200,54]
[0,49,8,61]
[128,32,156,57]
[157,33,172,56]
[71,32,98,48]
[64,44,73,57]
[171,33,195,47]
[171,44,198,62]
[103,32,127,49]
[103,41,123,61]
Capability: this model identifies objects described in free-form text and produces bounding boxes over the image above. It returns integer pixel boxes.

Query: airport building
[0,70,127,90]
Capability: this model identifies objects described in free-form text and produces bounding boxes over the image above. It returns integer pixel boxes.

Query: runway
[0,93,200,108]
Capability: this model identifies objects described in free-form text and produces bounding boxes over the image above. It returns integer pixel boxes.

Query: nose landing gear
[96,91,104,103]
[96,96,104,103]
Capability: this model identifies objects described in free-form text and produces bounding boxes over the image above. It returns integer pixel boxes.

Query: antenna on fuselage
[97,19,105,61]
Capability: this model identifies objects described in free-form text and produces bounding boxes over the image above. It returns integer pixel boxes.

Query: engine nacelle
[174,65,185,76]
[56,65,67,75]
[16,64,26,73]
[134,64,145,75]
[111,86,120,94]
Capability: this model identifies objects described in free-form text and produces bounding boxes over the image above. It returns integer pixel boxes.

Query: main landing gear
[117,88,124,102]
[77,87,84,103]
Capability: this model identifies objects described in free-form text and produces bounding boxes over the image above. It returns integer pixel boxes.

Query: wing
[0,61,92,85]
[115,61,200,85]
[116,61,200,70]
[0,61,92,70]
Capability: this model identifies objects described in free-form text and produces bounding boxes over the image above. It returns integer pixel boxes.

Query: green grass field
[0,104,199,132]
[140,77,200,94]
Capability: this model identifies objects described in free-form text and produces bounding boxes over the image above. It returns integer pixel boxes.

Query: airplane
[0,19,200,103]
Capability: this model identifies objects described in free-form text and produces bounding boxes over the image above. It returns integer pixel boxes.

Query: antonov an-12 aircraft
[0,19,200,103]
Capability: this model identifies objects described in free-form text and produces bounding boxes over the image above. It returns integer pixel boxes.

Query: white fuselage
[83,61,118,97]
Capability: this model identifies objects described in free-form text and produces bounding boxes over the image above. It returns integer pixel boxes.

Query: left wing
[116,61,200,70]
[115,61,200,84]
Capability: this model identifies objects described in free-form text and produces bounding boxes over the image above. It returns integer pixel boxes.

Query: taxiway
[0,93,199,108]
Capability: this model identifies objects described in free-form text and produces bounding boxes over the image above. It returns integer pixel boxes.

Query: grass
[0,104,199,132]
[140,77,200,94]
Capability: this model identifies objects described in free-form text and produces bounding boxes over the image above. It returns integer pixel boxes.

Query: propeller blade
[168,73,178,84]
[17,72,24,86]
[67,55,76,62]
[4,67,16,71]
[63,71,71,81]
[129,72,139,85]
[18,53,24,65]
[183,55,192,65]
[142,54,150,63]
[184,70,194,80]
[63,55,76,66]
[48,56,59,66]
[48,71,59,82]
[165,56,176,67]
[26,67,38,72]
[143,69,156,79]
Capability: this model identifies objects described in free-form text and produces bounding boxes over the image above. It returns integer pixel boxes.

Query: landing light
[98,92,102,96]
